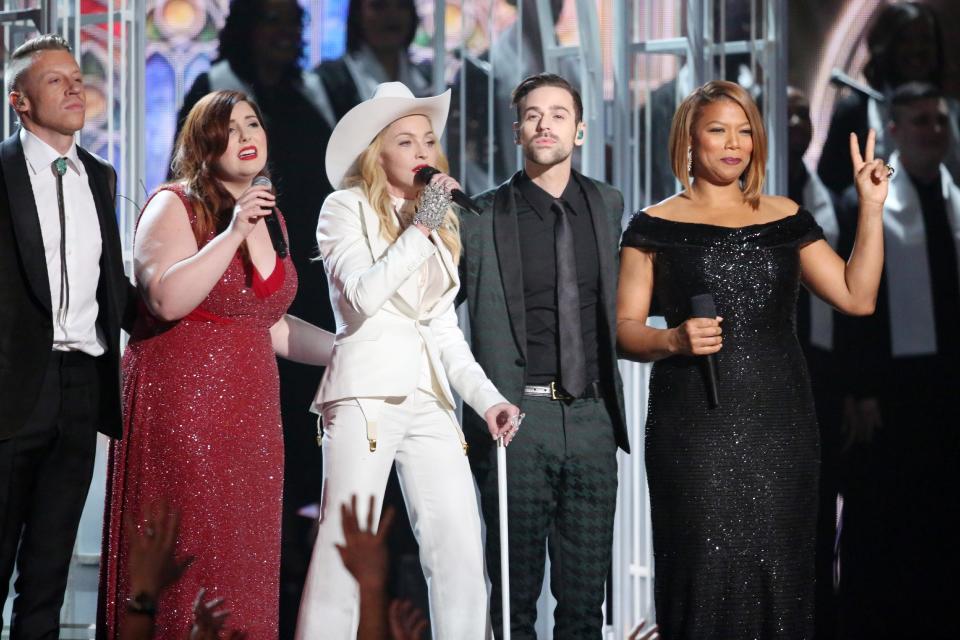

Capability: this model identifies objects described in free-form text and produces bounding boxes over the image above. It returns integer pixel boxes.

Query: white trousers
[294,389,490,639]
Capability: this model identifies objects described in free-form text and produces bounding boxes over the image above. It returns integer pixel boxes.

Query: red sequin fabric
[99,185,296,638]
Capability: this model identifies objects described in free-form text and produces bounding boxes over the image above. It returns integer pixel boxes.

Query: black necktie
[915,178,960,356]
[552,199,586,397]
[54,157,69,326]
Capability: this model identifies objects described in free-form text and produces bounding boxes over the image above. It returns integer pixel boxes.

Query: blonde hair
[343,131,462,263]
[668,80,767,208]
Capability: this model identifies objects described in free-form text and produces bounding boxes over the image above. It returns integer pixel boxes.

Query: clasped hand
[671,316,723,356]
[484,402,523,445]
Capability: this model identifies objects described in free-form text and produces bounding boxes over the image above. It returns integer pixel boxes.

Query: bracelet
[126,591,158,617]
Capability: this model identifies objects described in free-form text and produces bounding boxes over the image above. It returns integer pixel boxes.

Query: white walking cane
[497,436,511,640]
[497,412,524,640]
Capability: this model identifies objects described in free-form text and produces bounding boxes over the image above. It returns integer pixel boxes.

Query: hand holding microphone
[229,182,275,239]
[414,165,482,214]
[250,175,288,258]
[413,181,452,231]
[675,294,722,408]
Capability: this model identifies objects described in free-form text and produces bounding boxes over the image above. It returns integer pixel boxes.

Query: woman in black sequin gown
[616,81,889,639]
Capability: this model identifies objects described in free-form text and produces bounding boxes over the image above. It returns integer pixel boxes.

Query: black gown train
[622,209,824,639]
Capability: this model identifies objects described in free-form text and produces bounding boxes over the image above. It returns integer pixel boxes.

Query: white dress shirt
[20,127,105,356]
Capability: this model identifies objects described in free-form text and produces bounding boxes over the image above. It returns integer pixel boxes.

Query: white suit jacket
[311,186,507,415]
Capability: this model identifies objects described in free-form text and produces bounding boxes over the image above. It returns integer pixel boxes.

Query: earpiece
[577,130,584,140]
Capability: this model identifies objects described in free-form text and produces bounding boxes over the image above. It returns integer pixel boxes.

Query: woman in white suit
[295,82,520,639]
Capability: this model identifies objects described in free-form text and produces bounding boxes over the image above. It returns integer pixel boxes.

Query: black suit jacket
[0,131,132,440]
[458,171,630,453]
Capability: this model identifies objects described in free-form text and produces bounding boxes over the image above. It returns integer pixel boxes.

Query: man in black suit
[458,73,629,639]
[0,34,132,638]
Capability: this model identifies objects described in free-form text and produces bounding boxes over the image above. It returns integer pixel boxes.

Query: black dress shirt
[515,171,600,386]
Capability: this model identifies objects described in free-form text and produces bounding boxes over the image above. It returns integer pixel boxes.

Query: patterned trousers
[472,395,618,640]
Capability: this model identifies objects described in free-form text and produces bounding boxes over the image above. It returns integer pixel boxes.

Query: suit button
[515,358,525,367]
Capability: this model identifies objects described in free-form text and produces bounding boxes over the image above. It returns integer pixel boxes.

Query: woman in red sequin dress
[98,91,333,639]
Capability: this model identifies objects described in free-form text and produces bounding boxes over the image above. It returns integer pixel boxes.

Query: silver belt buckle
[550,381,573,401]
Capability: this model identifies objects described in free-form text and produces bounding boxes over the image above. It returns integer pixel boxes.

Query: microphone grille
[252,175,272,189]
[689,293,717,318]
[414,165,439,185]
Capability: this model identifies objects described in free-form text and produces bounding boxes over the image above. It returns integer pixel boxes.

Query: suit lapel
[358,195,419,315]
[492,174,527,358]
[1,133,52,312]
[78,147,120,324]
[578,172,618,337]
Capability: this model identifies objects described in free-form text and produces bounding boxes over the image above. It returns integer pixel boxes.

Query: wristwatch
[126,591,158,616]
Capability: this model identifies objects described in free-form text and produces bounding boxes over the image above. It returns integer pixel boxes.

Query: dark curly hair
[216,0,306,85]
[345,0,419,54]
[863,1,944,91]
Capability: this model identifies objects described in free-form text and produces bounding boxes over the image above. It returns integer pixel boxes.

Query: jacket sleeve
[316,191,438,318]
[430,302,507,416]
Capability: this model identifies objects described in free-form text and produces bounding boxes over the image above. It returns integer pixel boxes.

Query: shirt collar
[389,193,418,224]
[19,127,83,178]
[516,170,585,220]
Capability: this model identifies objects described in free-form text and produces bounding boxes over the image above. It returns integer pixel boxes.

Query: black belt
[523,380,603,401]
[49,350,97,367]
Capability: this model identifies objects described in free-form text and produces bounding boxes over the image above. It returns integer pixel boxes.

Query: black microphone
[251,175,288,258]
[414,165,482,214]
[689,293,720,409]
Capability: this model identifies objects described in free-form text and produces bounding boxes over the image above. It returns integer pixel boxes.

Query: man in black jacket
[459,73,629,639]
[0,34,133,638]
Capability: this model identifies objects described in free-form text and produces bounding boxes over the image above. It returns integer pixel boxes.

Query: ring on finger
[884,162,895,178]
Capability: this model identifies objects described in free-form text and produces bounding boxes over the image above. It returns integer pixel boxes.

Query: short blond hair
[668,80,767,208]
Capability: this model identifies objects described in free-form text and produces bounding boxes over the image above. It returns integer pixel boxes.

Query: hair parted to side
[6,34,73,94]
[511,73,584,123]
[669,80,766,208]
[169,90,269,253]
[343,131,461,263]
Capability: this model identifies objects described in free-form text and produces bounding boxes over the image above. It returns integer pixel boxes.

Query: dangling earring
[687,146,693,173]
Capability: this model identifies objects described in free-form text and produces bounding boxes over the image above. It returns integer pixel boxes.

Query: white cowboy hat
[325,82,452,189]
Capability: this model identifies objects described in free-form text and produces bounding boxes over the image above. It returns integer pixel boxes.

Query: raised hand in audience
[188,587,247,640]
[389,599,429,640]
[120,500,193,640]
[337,494,397,640]
[627,618,660,640]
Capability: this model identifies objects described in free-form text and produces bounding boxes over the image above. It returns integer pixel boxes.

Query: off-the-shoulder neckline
[635,208,805,231]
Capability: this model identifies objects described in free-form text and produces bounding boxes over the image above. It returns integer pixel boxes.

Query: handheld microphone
[251,175,288,258]
[414,165,482,214]
[689,293,720,409]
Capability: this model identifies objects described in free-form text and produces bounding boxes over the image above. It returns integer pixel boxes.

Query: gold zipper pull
[369,438,377,452]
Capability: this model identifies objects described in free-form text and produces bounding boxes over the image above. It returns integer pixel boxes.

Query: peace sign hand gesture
[850,129,890,208]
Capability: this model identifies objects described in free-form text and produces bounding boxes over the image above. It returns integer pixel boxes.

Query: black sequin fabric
[622,209,824,639]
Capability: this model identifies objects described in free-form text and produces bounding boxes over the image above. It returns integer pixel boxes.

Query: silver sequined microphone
[251,175,288,258]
